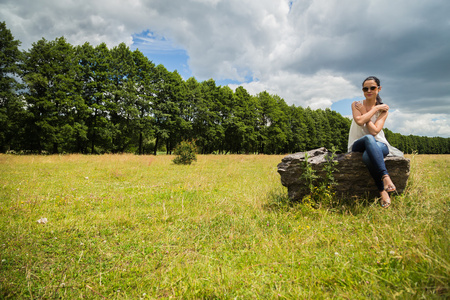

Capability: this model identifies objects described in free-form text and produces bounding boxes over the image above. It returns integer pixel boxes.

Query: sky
[1,0,449,138]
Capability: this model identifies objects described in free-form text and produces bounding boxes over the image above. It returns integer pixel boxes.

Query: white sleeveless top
[347,101,403,157]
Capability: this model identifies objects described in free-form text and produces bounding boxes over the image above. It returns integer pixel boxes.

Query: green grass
[0,154,448,299]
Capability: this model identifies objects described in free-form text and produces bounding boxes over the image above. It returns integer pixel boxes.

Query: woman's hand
[354,101,364,112]
[377,104,389,112]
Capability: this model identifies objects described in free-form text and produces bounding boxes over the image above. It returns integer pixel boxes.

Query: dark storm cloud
[284,0,450,112]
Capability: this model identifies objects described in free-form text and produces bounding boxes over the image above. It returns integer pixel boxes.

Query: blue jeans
[352,135,389,191]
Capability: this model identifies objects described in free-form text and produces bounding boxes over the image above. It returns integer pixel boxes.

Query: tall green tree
[304,107,318,149]
[163,70,189,153]
[222,86,244,154]
[77,42,113,153]
[191,79,223,154]
[315,109,332,149]
[152,65,187,154]
[285,105,308,153]
[215,85,235,153]
[325,109,350,152]
[75,42,96,153]
[22,37,82,153]
[233,86,259,153]
[132,49,157,154]
[256,92,288,154]
[185,77,202,142]
[0,22,24,152]
[109,43,139,152]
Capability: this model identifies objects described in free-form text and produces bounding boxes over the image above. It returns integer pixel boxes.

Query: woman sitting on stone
[347,76,402,208]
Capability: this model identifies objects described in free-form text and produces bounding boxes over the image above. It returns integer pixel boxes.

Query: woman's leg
[362,142,389,191]
[352,135,389,191]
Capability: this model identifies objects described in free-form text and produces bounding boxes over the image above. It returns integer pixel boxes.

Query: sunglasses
[362,86,378,92]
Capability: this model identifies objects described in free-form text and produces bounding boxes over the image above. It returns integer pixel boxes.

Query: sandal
[382,175,396,193]
[380,198,391,208]
[380,191,391,208]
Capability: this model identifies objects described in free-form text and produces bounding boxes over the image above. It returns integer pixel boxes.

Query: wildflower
[334,252,339,256]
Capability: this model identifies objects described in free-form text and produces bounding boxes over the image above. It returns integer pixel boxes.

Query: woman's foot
[380,190,391,208]
[382,175,396,193]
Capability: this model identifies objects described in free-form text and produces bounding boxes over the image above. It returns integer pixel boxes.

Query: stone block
[277,147,410,200]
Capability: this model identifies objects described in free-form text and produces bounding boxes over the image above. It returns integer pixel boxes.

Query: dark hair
[362,76,383,105]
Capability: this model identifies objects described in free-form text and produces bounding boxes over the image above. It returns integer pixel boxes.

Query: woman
[347,76,402,208]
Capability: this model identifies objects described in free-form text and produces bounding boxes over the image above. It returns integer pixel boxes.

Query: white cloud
[386,110,450,137]
[0,0,150,49]
[229,71,361,109]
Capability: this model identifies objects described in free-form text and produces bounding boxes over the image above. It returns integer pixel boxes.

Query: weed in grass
[300,147,339,209]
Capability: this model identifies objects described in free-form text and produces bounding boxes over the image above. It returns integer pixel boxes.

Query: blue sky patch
[131,30,192,79]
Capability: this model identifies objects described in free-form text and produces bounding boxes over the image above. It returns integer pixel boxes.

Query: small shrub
[173,140,197,165]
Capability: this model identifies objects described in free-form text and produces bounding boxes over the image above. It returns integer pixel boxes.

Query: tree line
[1,22,449,155]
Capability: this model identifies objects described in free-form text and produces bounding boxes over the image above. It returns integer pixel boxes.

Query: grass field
[0,153,449,299]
